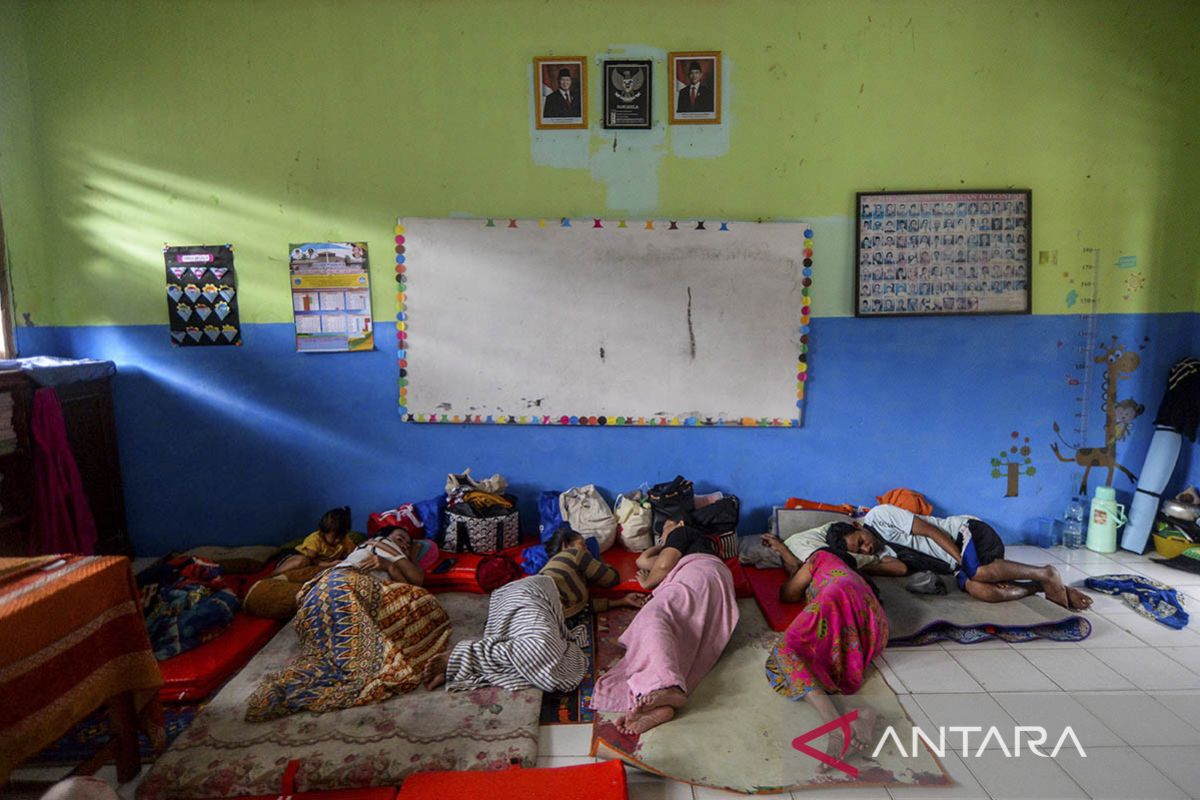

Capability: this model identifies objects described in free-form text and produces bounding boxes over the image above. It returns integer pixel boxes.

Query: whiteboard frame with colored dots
[394,217,813,428]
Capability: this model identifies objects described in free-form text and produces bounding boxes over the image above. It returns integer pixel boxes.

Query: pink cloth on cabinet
[590,553,738,712]
[31,387,97,555]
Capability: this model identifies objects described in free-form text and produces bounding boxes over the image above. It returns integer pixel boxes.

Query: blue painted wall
[18,313,1198,555]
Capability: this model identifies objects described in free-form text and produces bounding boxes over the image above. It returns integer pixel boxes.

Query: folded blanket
[446,575,588,692]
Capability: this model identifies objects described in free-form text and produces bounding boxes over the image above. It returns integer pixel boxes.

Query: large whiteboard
[396,218,813,427]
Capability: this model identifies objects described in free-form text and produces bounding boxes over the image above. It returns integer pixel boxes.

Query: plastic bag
[614,491,654,551]
[559,484,618,552]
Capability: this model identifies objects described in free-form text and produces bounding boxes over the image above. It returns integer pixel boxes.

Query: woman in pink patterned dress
[761,524,890,763]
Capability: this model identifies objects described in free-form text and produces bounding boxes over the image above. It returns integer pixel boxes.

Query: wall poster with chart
[289,242,374,352]
[855,190,1031,317]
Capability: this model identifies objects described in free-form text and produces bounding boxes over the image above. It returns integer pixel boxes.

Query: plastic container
[1062,496,1086,550]
[1086,486,1127,554]
[1034,517,1060,548]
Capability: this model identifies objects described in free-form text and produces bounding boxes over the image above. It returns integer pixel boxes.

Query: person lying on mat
[337,526,431,586]
[273,506,358,574]
[761,536,889,766]
[590,520,739,736]
[828,505,1093,611]
[245,528,452,721]
[634,519,717,590]
[540,526,648,616]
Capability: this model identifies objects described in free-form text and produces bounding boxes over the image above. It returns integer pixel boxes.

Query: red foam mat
[397,760,627,800]
[158,612,283,703]
[222,789,398,800]
[745,566,803,632]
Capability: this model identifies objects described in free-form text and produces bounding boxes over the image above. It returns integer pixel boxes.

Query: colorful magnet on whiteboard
[397,349,406,358]
[395,245,406,254]
[645,220,654,230]
[569,416,579,424]
[588,416,598,425]
[803,248,813,258]
[538,219,546,228]
[397,331,406,340]
[802,278,812,287]
[398,369,407,378]
[395,235,406,244]
[398,406,407,415]
[397,312,406,321]
[798,363,807,373]
[741,417,756,426]
[804,228,813,238]
[508,219,518,228]
[560,416,570,425]
[396,255,406,264]
[685,416,697,425]
[668,221,678,230]
[593,219,603,228]
[801,306,810,315]
[616,416,626,424]
[618,220,627,228]
[451,415,461,423]
[799,373,808,381]
[800,316,810,325]
[802,268,812,277]
[695,221,706,230]
[517,415,527,424]
[398,378,408,387]
[394,224,405,235]
[561,218,572,227]
[485,219,495,227]
[719,222,730,231]
[803,258,813,267]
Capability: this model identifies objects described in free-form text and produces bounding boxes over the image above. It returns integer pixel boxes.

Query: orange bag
[783,497,857,515]
[875,488,933,515]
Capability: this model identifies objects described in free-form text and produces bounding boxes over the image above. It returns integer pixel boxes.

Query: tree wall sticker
[992,431,1035,497]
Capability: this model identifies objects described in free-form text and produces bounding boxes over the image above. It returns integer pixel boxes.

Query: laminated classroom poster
[163,244,241,346]
[288,242,374,352]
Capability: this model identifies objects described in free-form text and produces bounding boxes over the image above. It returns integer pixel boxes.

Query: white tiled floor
[10,547,1200,800]
[532,546,1200,799]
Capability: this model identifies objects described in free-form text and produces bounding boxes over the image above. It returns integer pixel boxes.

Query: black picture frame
[602,60,652,130]
[854,189,1032,318]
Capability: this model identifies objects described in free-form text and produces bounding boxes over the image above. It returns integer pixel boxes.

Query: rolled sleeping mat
[1121,425,1183,553]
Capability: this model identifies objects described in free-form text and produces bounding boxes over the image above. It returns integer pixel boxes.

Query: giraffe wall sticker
[1051,336,1146,495]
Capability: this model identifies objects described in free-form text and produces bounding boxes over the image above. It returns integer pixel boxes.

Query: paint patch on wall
[991,431,1035,497]
[1115,254,1137,269]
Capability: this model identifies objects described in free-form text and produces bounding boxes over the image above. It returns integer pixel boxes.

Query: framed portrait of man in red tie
[668,51,720,125]
[534,57,587,130]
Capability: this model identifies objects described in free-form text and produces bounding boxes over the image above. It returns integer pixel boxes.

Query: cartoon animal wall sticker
[1051,335,1145,494]
[991,431,1035,497]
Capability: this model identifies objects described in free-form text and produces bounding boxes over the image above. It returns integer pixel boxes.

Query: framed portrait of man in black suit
[668,51,720,125]
[534,57,587,130]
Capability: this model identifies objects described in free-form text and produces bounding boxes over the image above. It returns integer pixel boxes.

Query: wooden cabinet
[0,371,130,557]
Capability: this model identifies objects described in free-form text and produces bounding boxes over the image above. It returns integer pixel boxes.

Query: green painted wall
[2,0,1198,326]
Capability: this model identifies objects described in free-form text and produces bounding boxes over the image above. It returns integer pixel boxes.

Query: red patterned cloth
[0,555,164,781]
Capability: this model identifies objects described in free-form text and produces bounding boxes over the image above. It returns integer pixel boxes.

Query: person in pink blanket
[761,524,889,762]
[590,520,739,735]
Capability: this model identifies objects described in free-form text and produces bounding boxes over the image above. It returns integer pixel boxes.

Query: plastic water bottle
[1062,496,1086,549]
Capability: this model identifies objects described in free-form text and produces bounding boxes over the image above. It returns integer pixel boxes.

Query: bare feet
[616,704,675,735]
[636,686,687,711]
[1039,567,1071,609]
[423,651,449,690]
[850,707,878,754]
[1065,586,1093,611]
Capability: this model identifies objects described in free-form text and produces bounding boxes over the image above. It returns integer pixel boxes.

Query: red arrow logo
[791,709,859,778]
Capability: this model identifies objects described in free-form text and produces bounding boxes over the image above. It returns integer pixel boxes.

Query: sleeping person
[829,504,1093,610]
[245,527,451,720]
[590,520,739,735]
[425,527,647,693]
[761,529,890,764]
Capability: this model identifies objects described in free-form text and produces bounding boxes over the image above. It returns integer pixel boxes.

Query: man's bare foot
[637,686,687,711]
[1040,567,1070,609]
[423,651,449,690]
[617,705,675,735]
[1065,586,1093,611]
[850,707,878,754]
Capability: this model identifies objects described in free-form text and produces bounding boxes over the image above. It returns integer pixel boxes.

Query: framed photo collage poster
[855,190,1032,317]
[534,51,721,131]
